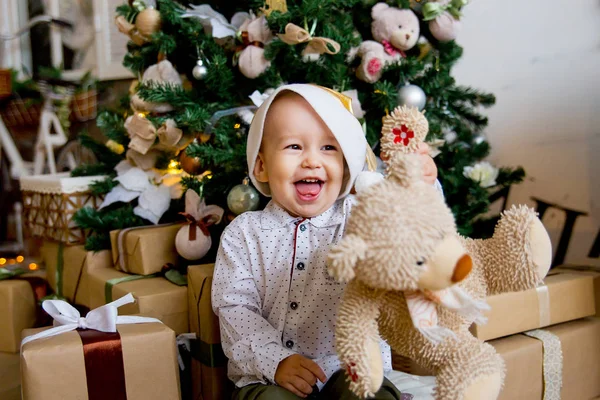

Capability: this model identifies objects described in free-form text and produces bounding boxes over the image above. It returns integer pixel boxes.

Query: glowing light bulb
[0,258,6,265]
[29,263,38,270]
[16,255,24,263]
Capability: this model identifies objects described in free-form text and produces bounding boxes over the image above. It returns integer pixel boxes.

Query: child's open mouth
[295,179,324,201]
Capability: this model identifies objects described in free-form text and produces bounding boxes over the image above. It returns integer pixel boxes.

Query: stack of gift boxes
[0,173,231,399]
[393,266,600,399]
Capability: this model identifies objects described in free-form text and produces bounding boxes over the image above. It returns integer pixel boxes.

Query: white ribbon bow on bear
[21,293,160,348]
[405,286,490,344]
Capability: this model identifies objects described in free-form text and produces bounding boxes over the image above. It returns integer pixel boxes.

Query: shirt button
[290,302,298,310]
[299,224,307,232]
[296,262,305,270]
[286,340,294,348]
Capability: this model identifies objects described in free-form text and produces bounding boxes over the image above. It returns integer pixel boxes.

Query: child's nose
[301,152,322,168]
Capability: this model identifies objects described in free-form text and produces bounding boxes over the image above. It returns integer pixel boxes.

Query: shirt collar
[260,199,346,230]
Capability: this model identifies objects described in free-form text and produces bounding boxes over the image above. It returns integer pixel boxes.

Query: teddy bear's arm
[336,280,385,399]
[463,206,552,296]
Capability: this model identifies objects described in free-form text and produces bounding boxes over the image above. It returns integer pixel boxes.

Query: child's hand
[417,142,438,185]
[275,354,326,398]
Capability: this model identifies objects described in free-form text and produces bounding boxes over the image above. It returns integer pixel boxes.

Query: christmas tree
[74,0,524,253]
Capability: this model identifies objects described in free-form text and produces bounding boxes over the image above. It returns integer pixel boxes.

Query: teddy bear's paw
[463,372,502,400]
[528,217,552,280]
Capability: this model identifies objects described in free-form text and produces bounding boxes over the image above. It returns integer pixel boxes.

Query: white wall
[452,0,600,266]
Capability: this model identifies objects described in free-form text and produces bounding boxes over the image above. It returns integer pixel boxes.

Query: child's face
[253,93,345,218]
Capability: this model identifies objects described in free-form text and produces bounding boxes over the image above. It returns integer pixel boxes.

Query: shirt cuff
[254,343,296,384]
[314,355,342,390]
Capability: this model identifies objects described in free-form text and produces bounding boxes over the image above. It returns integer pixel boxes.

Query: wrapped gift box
[0,351,21,400]
[41,241,111,308]
[110,224,184,275]
[470,272,596,341]
[187,264,232,400]
[393,318,600,400]
[20,173,105,244]
[553,265,600,317]
[0,269,47,353]
[491,317,600,400]
[21,323,181,400]
[88,267,188,334]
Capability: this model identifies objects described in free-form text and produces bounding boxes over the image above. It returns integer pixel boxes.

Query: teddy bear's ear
[386,152,422,188]
[327,234,368,282]
[371,2,390,19]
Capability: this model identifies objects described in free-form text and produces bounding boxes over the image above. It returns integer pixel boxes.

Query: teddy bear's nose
[406,33,410,40]
[451,254,472,283]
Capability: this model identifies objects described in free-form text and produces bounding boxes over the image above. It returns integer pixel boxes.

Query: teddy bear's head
[328,153,473,292]
[371,3,420,52]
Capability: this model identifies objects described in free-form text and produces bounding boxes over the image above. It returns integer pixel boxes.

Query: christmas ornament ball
[175,225,212,260]
[135,8,162,37]
[227,184,260,215]
[192,60,208,80]
[397,84,427,110]
[179,151,204,175]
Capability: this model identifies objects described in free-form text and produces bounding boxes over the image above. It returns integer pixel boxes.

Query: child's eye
[286,144,301,150]
[322,145,337,151]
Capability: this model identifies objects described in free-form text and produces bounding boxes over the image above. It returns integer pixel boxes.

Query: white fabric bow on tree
[100,160,183,224]
[21,293,160,347]
[182,4,248,39]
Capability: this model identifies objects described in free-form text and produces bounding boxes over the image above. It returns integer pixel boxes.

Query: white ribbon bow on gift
[21,293,161,348]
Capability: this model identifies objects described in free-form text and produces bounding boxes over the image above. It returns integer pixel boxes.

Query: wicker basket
[71,88,97,121]
[0,69,11,99]
[0,96,42,127]
[20,173,106,244]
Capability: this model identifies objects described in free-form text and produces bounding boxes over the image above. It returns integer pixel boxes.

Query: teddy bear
[327,108,553,400]
[349,3,420,83]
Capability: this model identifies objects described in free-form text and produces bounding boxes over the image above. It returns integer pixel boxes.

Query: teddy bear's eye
[398,25,402,29]
[416,260,424,266]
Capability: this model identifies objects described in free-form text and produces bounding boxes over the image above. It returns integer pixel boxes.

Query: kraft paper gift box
[110,223,184,275]
[41,241,112,308]
[393,318,600,400]
[470,271,596,341]
[553,265,600,317]
[491,317,600,400]
[88,267,188,334]
[187,264,232,400]
[21,320,181,400]
[0,351,21,400]
[0,269,48,353]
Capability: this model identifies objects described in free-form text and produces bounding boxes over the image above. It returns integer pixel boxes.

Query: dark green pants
[232,370,409,400]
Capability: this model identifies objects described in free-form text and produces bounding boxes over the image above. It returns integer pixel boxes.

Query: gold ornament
[198,132,211,143]
[105,139,125,155]
[115,7,161,46]
[179,151,204,175]
[380,105,429,159]
[261,0,288,16]
[136,8,162,37]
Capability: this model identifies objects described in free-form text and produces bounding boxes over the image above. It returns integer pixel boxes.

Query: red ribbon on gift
[77,329,127,400]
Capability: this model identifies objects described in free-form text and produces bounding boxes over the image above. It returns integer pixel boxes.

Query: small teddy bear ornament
[175,189,224,261]
[327,110,553,399]
[349,3,420,83]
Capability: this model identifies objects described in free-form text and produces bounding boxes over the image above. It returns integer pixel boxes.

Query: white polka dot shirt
[212,196,392,389]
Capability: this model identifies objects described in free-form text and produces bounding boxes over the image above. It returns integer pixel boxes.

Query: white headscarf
[246,84,368,199]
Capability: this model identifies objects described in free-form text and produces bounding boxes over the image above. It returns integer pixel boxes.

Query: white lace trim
[19,173,106,194]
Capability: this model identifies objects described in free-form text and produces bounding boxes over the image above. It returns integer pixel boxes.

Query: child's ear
[253,153,269,183]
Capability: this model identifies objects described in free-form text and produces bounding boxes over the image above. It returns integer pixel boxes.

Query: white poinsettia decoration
[463,161,499,188]
[100,161,183,224]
